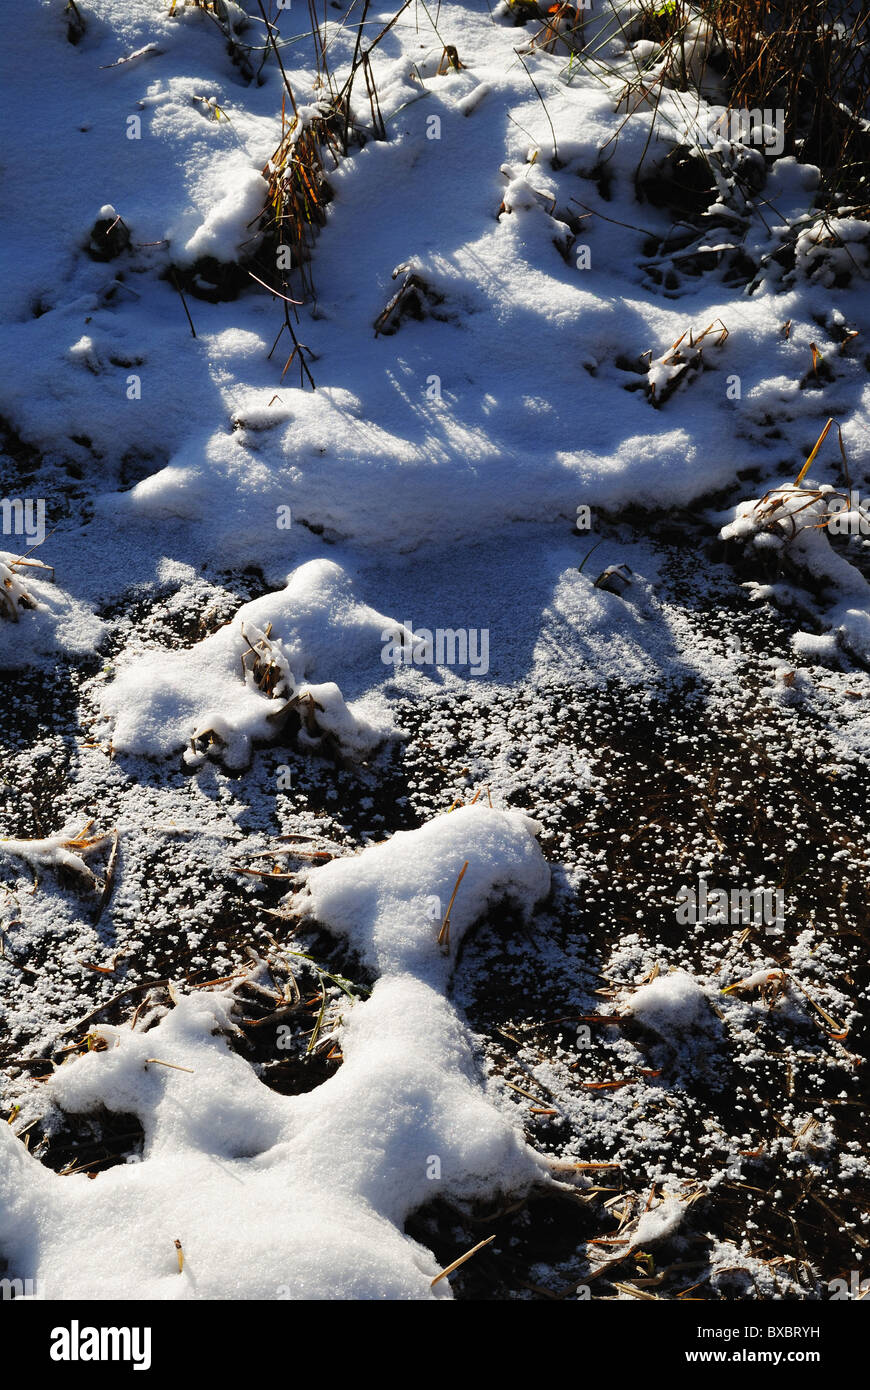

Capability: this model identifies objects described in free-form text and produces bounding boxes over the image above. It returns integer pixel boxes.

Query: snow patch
[0,808,550,1299]
[98,560,398,764]
[625,970,711,1037]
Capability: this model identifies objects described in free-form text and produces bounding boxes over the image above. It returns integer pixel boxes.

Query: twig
[431,1234,496,1287]
[256,0,298,114]
[93,828,120,926]
[514,49,559,165]
[437,860,469,950]
[170,270,197,338]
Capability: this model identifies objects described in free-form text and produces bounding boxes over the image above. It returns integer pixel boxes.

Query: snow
[175,165,267,269]
[624,970,711,1038]
[0,551,106,663]
[721,481,870,664]
[3,0,868,575]
[98,559,399,764]
[633,1195,686,1249]
[1,0,869,1305]
[0,809,548,1300]
[294,803,551,982]
[0,824,114,887]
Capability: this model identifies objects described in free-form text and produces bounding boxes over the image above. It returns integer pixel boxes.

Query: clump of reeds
[240,620,294,700]
[643,318,728,404]
[703,0,870,203]
[259,97,340,303]
[248,0,400,381]
[0,558,40,622]
[373,263,446,336]
[187,623,326,765]
[568,1,869,219]
[168,0,257,81]
[747,417,856,540]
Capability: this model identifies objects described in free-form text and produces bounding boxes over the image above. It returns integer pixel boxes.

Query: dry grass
[0,557,42,623]
[373,263,446,336]
[703,0,870,205]
[437,859,469,951]
[248,1,409,379]
[532,4,588,56]
[566,1,869,217]
[748,416,856,540]
[670,0,870,211]
[643,318,729,404]
[260,97,340,303]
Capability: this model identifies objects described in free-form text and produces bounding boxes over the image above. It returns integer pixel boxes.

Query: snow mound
[633,1196,686,1248]
[625,970,711,1037]
[0,552,105,666]
[793,216,870,286]
[175,165,266,269]
[98,559,398,764]
[293,803,551,983]
[721,485,870,664]
[0,808,550,1300]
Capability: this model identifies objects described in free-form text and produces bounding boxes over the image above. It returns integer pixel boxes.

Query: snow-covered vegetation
[1,0,869,1306]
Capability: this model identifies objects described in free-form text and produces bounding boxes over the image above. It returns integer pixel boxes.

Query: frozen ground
[1,0,868,1300]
